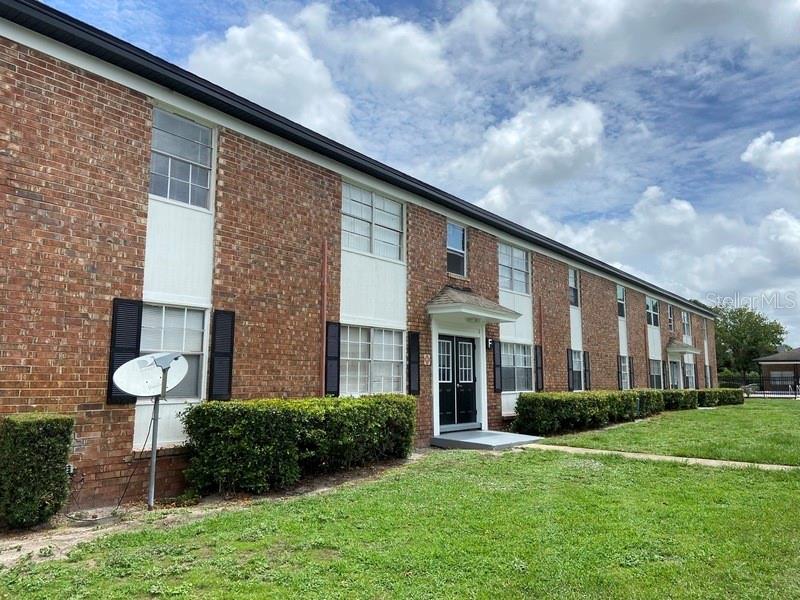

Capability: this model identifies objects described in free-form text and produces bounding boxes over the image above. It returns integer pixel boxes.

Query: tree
[714,305,786,380]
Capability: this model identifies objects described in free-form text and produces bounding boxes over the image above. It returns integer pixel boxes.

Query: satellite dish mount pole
[147,352,180,511]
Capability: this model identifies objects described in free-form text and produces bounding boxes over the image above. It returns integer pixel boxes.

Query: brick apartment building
[0,1,718,507]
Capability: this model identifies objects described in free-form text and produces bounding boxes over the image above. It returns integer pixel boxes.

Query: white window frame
[148,107,214,212]
[139,303,207,400]
[501,343,534,392]
[620,355,631,390]
[684,363,696,389]
[649,359,663,389]
[339,325,405,396]
[646,297,660,327]
[498,243,530,294]
[667,305,674,331]
[569,269,580,307]
[447,222,467,277]
[682,311,692,336]
[341,182,404,262]
[571,349,584,391]
[616,285,626,318]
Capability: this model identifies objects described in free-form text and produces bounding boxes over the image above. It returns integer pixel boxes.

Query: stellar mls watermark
[706,291,798,311]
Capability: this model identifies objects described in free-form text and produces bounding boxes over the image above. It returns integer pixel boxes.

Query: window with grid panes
[341,183,403,260]
[339,326,404,395]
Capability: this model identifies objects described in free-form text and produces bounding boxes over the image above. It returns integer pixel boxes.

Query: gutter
[0,0,717,319]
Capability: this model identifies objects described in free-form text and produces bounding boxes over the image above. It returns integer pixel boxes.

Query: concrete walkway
[525,443,799,472]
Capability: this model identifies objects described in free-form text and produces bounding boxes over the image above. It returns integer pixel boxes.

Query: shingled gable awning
[426,286,521,324]
[666,339,702,355]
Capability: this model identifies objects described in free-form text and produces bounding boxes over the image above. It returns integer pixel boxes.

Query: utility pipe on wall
[320,239,328,396]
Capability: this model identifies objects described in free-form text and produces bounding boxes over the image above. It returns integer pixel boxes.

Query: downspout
[320,239,328,396]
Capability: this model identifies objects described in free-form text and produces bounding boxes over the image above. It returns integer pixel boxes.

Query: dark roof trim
[756,348,800,363]
[0,0,716,318]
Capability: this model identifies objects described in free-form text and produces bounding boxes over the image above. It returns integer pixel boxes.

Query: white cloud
[534,0,800,70]
[456,98,604,201]
[296,3,451,93]
[442,0,505,57]
[187,13,358,145]
[741,132,800,188]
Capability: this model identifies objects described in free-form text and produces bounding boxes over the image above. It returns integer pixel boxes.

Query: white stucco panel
[341,250,406,329]
[647,325,662,360]
[618,316,628,356]
[499,290,533,343]
[570,306,583,351]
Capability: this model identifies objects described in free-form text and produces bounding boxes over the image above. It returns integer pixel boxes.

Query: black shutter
[694,363,699,389]
[209,310,235,400]
[407,331,420,395]
[534,345,544,392]
[324,321,340,396]
[629,357,635,389]
[584,351,591,391]
[617,355,623,390]
[493,341,503,393]
[662,360,668,390]
[567,349,574,392]
[107,298,143,404]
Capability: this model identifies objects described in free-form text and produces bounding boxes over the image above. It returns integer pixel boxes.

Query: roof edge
[0,0,717,319]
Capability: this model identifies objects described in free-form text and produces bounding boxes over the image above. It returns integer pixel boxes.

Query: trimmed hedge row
[513,388,744,436]
[0,413,74,530]
[512,390,663,436]
[182,394,416,495]
[697,388,745,407]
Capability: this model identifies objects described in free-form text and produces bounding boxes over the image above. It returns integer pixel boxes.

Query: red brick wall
[213,129,341,399]
[533,253,570,391]
[626,289,649,388]
[580,272,619,390]
[691,313,707,387]
[406,208,501,444]
[706,318,718,387]
[0,37,156,507]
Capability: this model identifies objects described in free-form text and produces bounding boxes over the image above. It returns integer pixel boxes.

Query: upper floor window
[646,296,660,326]
[341,183,403,260]
[682,311,691,336]
[140,304,206,398]
[667,305,674,331]
[616,285,626,318]
[568,268,580,307]
[447,223,467,276]
[149,108,212,209]
[498,243,529,293]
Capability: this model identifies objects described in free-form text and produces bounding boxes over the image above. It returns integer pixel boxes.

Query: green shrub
[633,389,665,417]
[0,413,74,530]
[697,388,744,407]
[182,394,416,495]
[513,390,655,436]
[662,389,698,411]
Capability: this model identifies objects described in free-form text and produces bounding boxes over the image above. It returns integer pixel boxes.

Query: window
[684,363,696,389]
[341,183,403,260]
[447,223,467,276]
[682,311,691,336]
[616,285,626,318]
[568,269,580,307]
[667,305,674,331]
[571,350,584,391]
[501,343,533,392]
[669,360,681,389]
[620,355,631,390]
[649,359,663,389]
[458,342,474,383]
[646,297,660,327]
[340,326,403,395]
[499,244,529,293]
[140,304,206,398]
[438,339,453,383]
[149,108,212,209]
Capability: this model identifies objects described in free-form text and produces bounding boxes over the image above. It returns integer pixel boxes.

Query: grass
[546,399,800,465]
[3,450,800,599]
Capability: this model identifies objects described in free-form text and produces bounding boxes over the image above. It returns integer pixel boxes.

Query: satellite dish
[113,352,189,397]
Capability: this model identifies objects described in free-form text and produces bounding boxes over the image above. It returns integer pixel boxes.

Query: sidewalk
[525,443,799,472]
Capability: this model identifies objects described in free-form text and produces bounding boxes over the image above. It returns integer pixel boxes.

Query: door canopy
[426,286,521,324]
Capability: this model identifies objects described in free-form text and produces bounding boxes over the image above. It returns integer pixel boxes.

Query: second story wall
[533,253,571,391]
[581,271,619,390]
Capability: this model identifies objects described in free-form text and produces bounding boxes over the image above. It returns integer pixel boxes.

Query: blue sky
[48,0,800,344]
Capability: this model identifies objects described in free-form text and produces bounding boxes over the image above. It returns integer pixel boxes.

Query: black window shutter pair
[106,298,235,403]
[493,341,503,393]
[534,345,544,392]
[583,351,591,391]
[566,349,574,392]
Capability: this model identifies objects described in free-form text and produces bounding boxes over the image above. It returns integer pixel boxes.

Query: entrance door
[438,335,478,429]
[669,360,681,389]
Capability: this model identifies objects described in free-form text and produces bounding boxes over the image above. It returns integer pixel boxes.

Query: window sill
[499,288,531,298]
[447,272,469,282]
[149,194,213,215]
[342,247,406,266]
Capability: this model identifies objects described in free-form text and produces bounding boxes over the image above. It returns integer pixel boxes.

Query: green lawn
[546,399,800,465]
[3,450,800,599]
